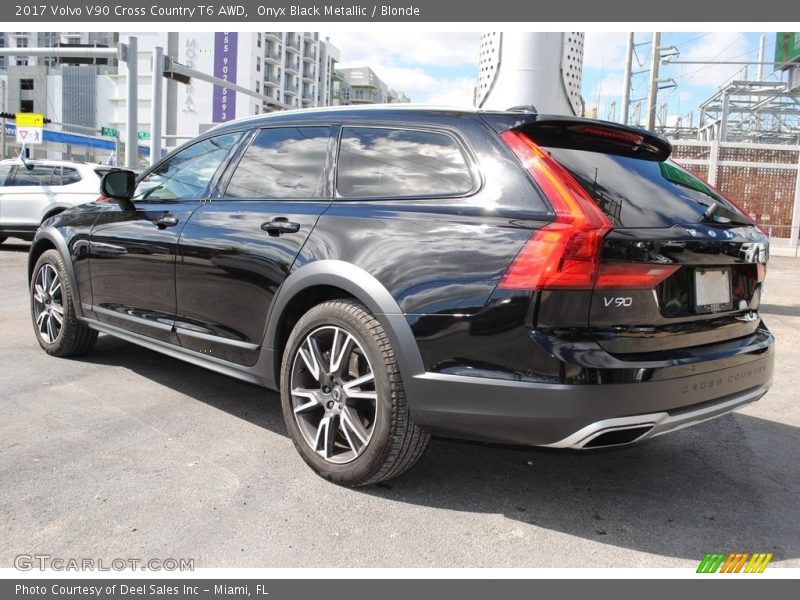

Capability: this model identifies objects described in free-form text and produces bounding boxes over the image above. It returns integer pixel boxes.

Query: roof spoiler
[480,113,671,162]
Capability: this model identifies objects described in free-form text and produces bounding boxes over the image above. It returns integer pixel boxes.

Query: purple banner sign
[212,32,238,123]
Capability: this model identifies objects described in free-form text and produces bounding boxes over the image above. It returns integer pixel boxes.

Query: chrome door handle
[153,214,179,229]
[261,218,300,236]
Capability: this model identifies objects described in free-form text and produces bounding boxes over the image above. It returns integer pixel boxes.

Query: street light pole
[150,46,164,166]
[125,36,138,170]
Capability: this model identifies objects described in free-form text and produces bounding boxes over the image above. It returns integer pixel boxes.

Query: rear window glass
[61,167,82,185]
[224,126,329,199]
[544,147,748,228]
[10,165,56,186]
[337,127,474,199]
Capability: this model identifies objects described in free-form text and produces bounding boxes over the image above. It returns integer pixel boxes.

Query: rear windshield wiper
[699,201,752,226]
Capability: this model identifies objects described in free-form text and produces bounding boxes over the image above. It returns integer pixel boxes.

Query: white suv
[0,159,114,244]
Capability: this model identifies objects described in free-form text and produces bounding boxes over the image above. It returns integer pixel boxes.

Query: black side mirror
[101,170,136,210]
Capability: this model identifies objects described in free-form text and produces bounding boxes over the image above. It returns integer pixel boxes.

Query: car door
[87,132,243,344]
[174,125,335,365]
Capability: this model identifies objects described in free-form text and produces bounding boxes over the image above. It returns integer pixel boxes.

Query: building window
[20,100,34,113]
[255,81,260,94]
[256,57,261,72]
[20,79,34,91]
[257,33,262,48]
[17,38,29,48]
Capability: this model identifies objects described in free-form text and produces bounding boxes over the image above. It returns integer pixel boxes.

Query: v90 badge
[604,296,633,308]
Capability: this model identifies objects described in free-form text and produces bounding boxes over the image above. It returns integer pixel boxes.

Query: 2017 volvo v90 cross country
[28,107,774,485]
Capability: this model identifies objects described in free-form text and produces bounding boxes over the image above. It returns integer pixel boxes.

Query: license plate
[694,268,732,313]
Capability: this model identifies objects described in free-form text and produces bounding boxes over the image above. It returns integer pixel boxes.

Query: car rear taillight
[499,130,684,292]
[594,263,680,290]
[499,130,611,290]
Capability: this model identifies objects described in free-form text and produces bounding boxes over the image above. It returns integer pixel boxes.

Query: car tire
[280,299,429,486]
[30,249,98,357]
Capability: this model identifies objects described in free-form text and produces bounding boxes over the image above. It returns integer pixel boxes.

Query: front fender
[28,227,86,319]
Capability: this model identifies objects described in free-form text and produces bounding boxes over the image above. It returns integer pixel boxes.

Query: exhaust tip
[582,425,653,448]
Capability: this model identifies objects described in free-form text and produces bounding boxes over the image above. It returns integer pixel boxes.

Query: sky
[326,31,784,128]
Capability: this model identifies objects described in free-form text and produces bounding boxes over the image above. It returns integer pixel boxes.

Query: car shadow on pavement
[83,335,799,564]
[0,241,31,254]
[84,335,288,437]
[375,415,800,563]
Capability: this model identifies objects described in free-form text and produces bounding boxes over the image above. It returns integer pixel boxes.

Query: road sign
[17,113,44,128]
[137,131,151,140]
[16,127,43,144]
[775,32,800,70]
[101,127,118,137]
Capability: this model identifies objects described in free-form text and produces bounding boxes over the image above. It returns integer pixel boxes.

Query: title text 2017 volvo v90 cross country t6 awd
[28,107,774,486]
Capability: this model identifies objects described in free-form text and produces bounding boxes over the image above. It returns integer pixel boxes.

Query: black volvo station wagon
[28,106,773,485]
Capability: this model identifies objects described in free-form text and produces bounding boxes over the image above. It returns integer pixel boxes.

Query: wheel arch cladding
[263,260,426,399]
[28,229,84,318]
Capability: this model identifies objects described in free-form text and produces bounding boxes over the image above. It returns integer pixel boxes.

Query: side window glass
[223,127,330,199]
[337,127,474,199]
[61,167,82,185]
[0,165,13,186]
[133,133,241,202]
[11,165,56,186]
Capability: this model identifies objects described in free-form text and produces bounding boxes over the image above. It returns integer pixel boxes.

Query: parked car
[0,159,116,244]
[27,107,774,485]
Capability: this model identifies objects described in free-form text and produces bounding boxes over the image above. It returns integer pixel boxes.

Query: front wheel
[30,249,98,357]
[280,299,429,486]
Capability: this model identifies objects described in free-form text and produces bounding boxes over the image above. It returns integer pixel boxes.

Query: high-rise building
[0,32,118,138]
[334,67,410,105]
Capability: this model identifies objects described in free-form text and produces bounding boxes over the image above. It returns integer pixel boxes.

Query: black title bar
[3,0,800,22]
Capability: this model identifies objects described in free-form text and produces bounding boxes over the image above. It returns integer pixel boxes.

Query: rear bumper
[408,342,774,447]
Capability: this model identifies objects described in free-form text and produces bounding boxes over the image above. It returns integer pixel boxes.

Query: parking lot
[0,239,798,569]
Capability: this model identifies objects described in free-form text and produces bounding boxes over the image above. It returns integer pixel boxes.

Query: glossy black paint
[175,200,329,365]
[27,107,776,449]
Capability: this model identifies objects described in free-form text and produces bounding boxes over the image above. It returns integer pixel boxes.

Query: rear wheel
[30,249,97,357]
[280,299,429,486]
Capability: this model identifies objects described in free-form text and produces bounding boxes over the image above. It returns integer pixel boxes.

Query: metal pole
[150,46,164,166]
[0,80,5,159]
[720,92,730,142]
[757,35,766,81]
[125,36,138,170]
[646,32,661,131]
[621,32,634,126]
[165,33,179,146]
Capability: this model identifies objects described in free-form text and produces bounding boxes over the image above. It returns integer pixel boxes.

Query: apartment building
[334,67,410,105]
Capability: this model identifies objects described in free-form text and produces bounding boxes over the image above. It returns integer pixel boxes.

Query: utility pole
[125,36,138,169]
[165,33,178,149]
[150,46,164,166]
[1,79,6,159]
[646,31,661,131]
[621,32,634,125]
